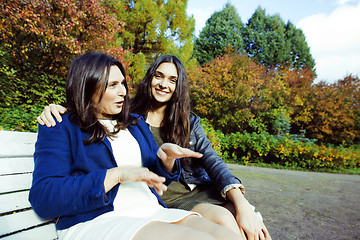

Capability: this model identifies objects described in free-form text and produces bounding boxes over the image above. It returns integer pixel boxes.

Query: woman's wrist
[162,159,175,172]
[162,159,175,166]
[104,168,121,193]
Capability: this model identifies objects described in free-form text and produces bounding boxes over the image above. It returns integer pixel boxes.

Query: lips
[115,100,124,107]
[155,88,169,95]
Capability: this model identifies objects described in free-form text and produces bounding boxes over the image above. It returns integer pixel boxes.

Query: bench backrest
[0,131,58,240]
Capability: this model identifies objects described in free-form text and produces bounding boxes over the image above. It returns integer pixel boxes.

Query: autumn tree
[189,52,291,134]
[106,0,195,83]
[306,75,360,144]
[193,3,244,65]
[278,66,315,135]
[0,0,128,131]
[242,7,315,72]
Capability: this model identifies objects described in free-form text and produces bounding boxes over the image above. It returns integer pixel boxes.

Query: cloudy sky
[187,0,360,83]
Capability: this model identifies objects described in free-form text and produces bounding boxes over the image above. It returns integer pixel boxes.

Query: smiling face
[93,65,127,118]
[151,62,178,104]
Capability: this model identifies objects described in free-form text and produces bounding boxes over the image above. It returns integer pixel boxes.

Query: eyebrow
[155,70,178,79]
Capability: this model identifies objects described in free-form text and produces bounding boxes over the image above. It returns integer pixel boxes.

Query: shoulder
[36,113,81,146]
[130,113,145,125]
[130,113,142,119]
[38,113,74,132]
[189,112,200,128]
[129,113,150,131]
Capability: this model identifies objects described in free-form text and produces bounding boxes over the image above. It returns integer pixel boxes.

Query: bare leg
[133,215,245,240]
[191,203,240,233]
[133,219,216,240]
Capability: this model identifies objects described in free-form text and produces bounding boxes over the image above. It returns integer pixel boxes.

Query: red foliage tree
[307,75,360,144]
[0,0,129,77]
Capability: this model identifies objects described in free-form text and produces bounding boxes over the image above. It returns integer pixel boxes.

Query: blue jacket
[182,113,242,192]
[29,113,180,230]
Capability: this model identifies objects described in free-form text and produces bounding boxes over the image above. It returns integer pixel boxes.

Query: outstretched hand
[105,166,167,195]
[37,103,67,127]
[119,166,167,195]
[157,143,203,166]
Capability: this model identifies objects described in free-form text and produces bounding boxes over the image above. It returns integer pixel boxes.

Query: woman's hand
[227,188,272,240]
[37,104,67,127]
[157,143,203,172]
[105,166,167,195]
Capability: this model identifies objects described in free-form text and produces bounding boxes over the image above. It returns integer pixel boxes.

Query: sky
[186,0,360,83]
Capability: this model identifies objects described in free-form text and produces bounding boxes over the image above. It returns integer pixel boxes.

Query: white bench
[0,131,58,240]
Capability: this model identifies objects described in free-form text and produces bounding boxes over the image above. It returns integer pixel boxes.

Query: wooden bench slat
[0,173,32,194]
[0,209,53,236]
[0,131,37,158]
[0,157,34,175]
[1,223,58,240]
[0,131,57,239]
[0,191,31,215]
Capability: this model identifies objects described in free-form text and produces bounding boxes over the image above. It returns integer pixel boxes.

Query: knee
[192,203,238,232]
[212,208,236,228]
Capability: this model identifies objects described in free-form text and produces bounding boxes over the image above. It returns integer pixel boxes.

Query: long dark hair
[131,55,190,152]
[66,52,137,143]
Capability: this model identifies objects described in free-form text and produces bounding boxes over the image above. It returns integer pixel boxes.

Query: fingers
[239,229,247,240]
[158,143,203,161]
[139,170,167,195]
[262,225,271,240]
[157,147,167,162]
[242,224,269,240]
[37,104,66,127]
[179,147,203,158]
[138,169,166,195]
[36,116,45,126]
[37,107,54,127]
[146,179,167,195]
[49,103,64,123]
[121,167,167,195]
[57,104,67,114]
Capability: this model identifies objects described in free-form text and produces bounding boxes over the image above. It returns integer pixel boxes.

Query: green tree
[107,0,195,84]
[242,7,315,72]
[193,3,244,65]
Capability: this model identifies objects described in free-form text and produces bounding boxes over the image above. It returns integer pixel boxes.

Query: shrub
[219,131,359,171]
[0,103,44,132]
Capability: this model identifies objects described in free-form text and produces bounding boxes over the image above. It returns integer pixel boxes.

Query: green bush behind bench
[201,118,360,173]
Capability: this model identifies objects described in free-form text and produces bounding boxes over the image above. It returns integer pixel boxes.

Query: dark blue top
[29,113,180,230]
[183,113,242,192]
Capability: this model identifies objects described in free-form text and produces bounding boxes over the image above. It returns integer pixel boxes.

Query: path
[228,164,360,240]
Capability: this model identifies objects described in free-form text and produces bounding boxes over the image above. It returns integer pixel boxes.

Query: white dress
[58,120,197,240]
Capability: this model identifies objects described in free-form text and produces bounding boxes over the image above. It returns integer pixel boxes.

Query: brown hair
[131,55,190,154]
[66,52,137,143]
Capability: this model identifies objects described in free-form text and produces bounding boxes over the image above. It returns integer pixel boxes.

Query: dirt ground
[227,164,360,240]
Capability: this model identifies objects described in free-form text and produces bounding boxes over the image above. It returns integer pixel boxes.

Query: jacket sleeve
[132,114,181,185]
[152,157,181,185]
[191,114,242,192]
[29,121,111,219]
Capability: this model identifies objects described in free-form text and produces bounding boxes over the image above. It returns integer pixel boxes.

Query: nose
[118,83,126,96]
[159,78,168,88]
